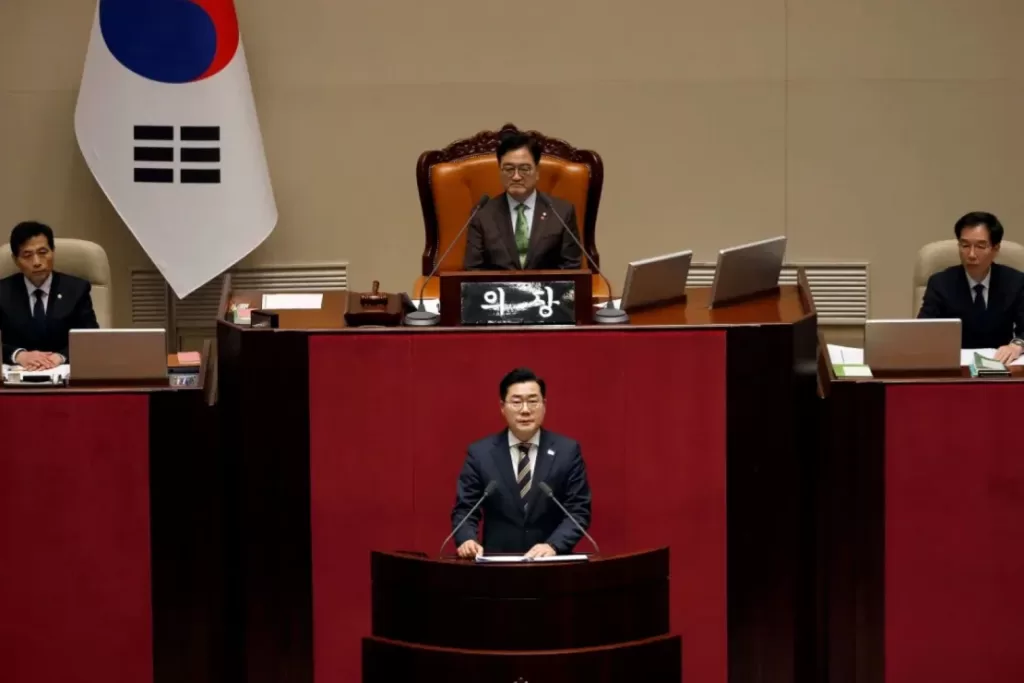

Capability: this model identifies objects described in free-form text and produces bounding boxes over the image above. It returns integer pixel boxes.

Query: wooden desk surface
[0,354,205,394]
[816,333,1024,391]
[224,285,812,332]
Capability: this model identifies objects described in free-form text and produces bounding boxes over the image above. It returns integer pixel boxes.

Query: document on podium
[474,554,589,564]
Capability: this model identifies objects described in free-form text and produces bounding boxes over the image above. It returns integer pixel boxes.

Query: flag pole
[165,281,178,353]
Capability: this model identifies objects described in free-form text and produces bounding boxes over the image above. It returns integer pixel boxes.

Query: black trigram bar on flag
[134,168,173,183]
[134,147,174,162]
[132,125,221,184]
[181,169,221,184]
[133,125,174,183]
[134,125,173,141]
[181,126,220,141]
[180,148,220,163]
[181,126,221,183]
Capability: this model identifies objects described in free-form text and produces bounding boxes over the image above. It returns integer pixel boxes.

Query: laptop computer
[620,250,693,311]
[709,236,787,307]
[69,328,168,382]
[864,319,961,371]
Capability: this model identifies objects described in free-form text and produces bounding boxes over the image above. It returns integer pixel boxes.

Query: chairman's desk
[217,278,819,683]
[817,347,1024,683]
[0,365,225,683]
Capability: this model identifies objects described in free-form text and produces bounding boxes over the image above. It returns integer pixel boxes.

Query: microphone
[406,194,491,327]
[537,481,600,554]
[439,480,498,557]
[537,194,628,324]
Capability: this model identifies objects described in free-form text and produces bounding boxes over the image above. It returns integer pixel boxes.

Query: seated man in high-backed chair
[1,222,99,369]
[463,131,582,271]
[918,211,1024,363]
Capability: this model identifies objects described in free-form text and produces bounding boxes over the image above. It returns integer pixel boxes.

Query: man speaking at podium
[451,368,592,559]
[462,131,582,271]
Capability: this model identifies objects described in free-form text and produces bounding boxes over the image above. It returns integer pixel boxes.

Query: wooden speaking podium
[362,548,682,682]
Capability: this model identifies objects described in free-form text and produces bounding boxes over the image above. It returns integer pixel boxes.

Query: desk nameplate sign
[461,281,575,325]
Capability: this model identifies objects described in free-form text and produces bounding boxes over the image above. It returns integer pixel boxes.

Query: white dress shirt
[508,429,540,485]
[507,191,537,241]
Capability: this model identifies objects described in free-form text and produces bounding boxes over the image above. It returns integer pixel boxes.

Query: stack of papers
[826,344,1024,376]
[826,345,864,365]
[826,345,872,377]
[2,364,70,384]
[261,293,323,310]
[954,349,1024,367]
[474,554,589,564]
[970,353,1011,377]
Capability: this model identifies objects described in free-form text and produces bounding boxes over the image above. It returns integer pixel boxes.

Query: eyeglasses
[505,397,542,410]
[500,165,536,178]
[959,241,992,252]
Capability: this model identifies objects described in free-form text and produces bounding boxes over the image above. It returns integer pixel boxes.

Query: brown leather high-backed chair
[414,123,607,300]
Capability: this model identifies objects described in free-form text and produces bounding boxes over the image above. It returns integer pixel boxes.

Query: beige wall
[2,0,1023,325]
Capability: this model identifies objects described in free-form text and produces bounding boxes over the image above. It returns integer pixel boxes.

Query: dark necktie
[32,289,45,328]
[516,443,531,498]
[514,204,529,267]
[973,283,986,313]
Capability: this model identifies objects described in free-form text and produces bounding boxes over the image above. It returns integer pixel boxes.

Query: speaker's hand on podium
[456,540,483,559]
[524,544,556,559]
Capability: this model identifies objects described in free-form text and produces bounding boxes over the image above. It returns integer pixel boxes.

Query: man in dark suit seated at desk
[918,211,1024,363]
[451,368,592,560]
[1,222,99,369]
[462,131,583,271]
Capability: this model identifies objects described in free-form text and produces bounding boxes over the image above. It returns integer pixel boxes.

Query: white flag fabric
[75,0,277,298]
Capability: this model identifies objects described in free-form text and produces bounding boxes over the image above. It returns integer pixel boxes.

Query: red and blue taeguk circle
[99,0,240,84]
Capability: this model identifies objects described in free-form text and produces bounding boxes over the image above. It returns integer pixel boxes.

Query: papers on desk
[962,349,996,366]
[261,293,323,310]
[827,344,864,366]
[826,344,872,377]
[962,349,1024,368]
[827,344,1024,371]
[474,554,589,564]
[2,364,70,384]
[834,364,873,377]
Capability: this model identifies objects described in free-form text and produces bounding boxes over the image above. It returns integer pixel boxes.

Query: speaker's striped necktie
[516,443,531,498]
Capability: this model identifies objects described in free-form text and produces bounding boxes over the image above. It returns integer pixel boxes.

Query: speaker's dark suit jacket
[462,192,583,271]
[917,263,1024,348]
[451,429,592,555]
[0,272,99,364]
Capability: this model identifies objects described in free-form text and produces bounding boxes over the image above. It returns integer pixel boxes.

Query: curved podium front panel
[371,548,670,650]
[363,634,682,683]
[364,548,681,682]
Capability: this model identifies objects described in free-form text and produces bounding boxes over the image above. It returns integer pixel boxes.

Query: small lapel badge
[547,449,555,456]
[57,294,62,300]
[540,212,547,221]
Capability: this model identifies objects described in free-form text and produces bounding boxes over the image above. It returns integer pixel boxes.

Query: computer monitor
[620,250,693,312]
[864,319,961,371]
[709,236,787,307]
[69,329,168,382]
